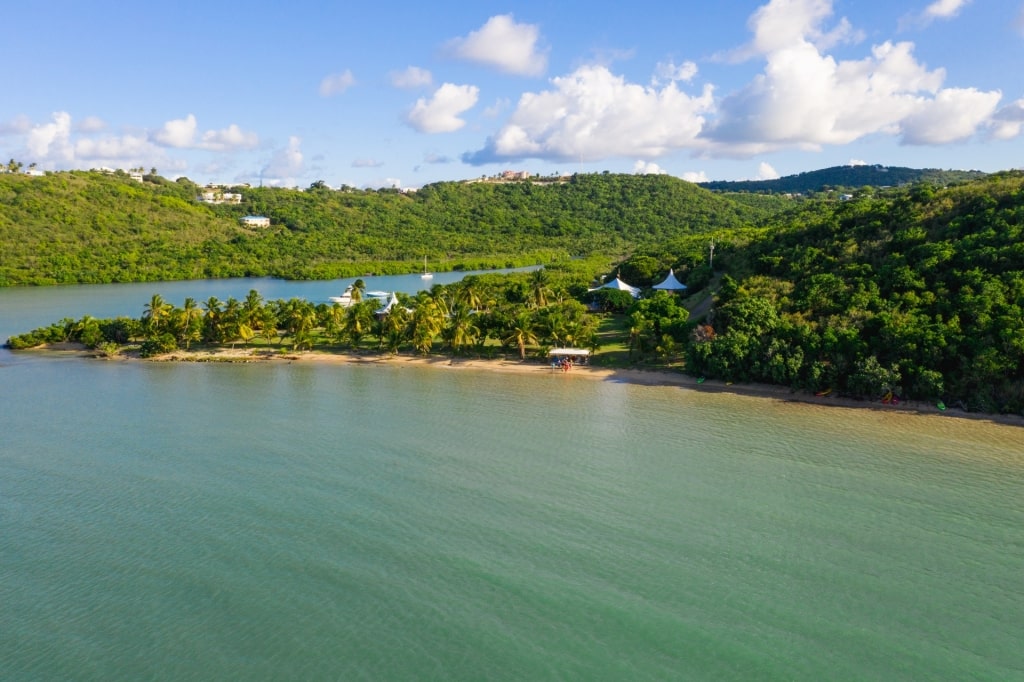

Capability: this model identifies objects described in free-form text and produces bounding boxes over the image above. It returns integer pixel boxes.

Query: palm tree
[280,298,317,349]
[202,297,222,342]
[177,297,202,349]
[344,301,376,348]
[142,294,171,338]
[378,305,411,353]
[350,278,365,304]
[220,297,242,345]
[444,303,479,355]
[258,307,279,346]
[325,303,347,344]
[503,312,539,360]
[410,300,445,355]
[528,268,551,308]
[242,289,264,326]
[456,276,484,311]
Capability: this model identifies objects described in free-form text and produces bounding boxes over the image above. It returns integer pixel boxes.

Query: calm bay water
[1,280,1023,680]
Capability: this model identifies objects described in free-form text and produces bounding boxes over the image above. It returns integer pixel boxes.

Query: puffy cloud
[991,99,1024,139]
[262,136,304,181]
[900,0,972,29]
[756,162,780,179]
[200,124,259,151]
[744,0,862,57]
[26,112,75,162]
[152,115,258,151]
[20,111,166,169]
[74,134,154,161]
[653,60,698,85]
[923,0,972,21]
[633,160,667,174]
[319,70,356,97]
[848,158,868,165]
[390,66,432,89]
[680,170,709,183]
[153,114,198,148]
[446,14,547,76]
[705,0,1000,152]
[406,83,479,133]
[900,87,1001,144]
[463,65,713,164]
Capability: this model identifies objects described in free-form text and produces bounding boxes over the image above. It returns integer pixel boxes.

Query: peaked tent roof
[652,268,687,291]
[592,276,641,298]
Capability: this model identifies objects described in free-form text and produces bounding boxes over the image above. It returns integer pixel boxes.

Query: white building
[241,215,270,228]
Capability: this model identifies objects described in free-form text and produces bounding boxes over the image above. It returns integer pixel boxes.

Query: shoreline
[33,342,1024,428]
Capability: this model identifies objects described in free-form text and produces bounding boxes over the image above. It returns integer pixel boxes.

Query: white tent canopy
[590,276,641,298]
[652,268,687,291]
[548,348,590,357]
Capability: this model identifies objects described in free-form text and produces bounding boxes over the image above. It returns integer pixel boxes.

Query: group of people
[552,357,574,372]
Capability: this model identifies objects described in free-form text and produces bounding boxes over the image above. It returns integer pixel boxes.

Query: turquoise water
[2,283,1023,680]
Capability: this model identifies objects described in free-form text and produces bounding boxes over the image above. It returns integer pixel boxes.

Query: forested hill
[684,171,1024,413]
[698,165,986,194]
[0,171,785,286]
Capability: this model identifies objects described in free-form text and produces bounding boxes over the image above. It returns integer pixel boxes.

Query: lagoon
[1,278,1023,680]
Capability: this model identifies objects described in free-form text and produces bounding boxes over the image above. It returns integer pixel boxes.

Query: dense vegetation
[683,172,1024,413]
[6,167,1024,416]
[0,171,784,286]
[699,164,985,195]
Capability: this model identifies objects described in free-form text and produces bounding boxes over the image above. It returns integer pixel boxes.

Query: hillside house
[241,215,270,228]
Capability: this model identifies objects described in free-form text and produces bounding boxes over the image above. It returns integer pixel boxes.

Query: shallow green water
[2,282,1023,680]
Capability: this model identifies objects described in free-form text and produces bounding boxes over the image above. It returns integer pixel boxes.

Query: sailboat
[420,255,433,280]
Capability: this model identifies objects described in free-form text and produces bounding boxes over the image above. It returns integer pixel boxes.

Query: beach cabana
[548,348,590,366]
[591,276,641,298]
[652,268,687,292]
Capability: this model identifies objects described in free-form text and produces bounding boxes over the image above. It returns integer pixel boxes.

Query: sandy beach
[65,344,1013,427]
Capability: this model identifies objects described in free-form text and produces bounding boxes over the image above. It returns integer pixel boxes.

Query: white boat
[329,286,394,308]
[328,285,354,306]
[420,256,433,280]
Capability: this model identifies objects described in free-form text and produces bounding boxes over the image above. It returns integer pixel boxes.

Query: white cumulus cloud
[756,162,780,179]
[262,136,304,182]
[390,66,432,89]
[406,83,479,133]
[152,114,258,151]
[990,98,1024,139]
[680,170,709,183]
[923,0,972,21]
[201,124,259,151]
[26,112,75,162]
[633,160,667,174]
[446,15,547,76]
[705,0,1000,152]
[319,70,356,97]
[653,60,698,85]
[153,114,198,148]
[464,65,714,164]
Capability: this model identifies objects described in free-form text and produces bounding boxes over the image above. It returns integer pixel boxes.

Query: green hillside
[686,171,1024,412]
[0,171,785,286]
[699,164,986,194]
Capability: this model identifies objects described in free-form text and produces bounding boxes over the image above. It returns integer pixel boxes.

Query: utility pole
[709,239,715,269]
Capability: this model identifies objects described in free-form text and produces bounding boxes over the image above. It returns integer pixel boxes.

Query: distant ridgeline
[0,170,784,286]
[699,165,987,194]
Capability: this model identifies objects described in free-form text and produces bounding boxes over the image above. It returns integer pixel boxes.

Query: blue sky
[4,0,1024,188]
